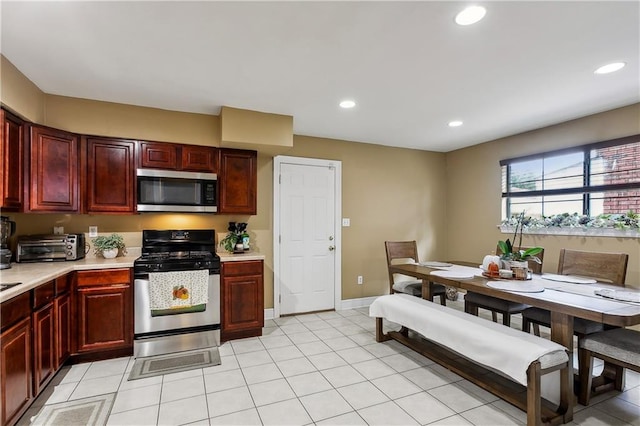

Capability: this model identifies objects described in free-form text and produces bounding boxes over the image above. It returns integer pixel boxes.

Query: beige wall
[0,55,46,123]
[445,104,640,289]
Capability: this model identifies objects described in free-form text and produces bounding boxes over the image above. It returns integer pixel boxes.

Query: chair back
[496,245,545,275]
[385,241,419,294]
[557,249,628,285]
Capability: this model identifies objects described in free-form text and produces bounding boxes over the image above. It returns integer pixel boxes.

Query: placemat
[486,281,545,293]
[430,269,475,280]
[541,273,597,284]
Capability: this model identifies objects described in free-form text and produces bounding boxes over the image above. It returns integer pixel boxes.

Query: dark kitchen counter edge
[1,250,265,303]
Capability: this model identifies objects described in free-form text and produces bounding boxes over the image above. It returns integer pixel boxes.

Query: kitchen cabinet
[218,148,257,214]
[0,109,24,211]
[32,280,56,396]
[140,141,218,173]
[221,260,264,341]
[84,136,136,213]
[55,274,71,369]
[27,125,80,212]
[74,269,133,357]
[0,292,32,426]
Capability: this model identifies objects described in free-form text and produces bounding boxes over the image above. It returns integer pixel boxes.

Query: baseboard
[264,308,274,320]
[339,296,379,310]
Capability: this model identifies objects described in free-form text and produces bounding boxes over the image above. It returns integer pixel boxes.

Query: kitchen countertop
[1,249,265,303]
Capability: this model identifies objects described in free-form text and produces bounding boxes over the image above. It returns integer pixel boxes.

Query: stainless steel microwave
[136,169,217,213]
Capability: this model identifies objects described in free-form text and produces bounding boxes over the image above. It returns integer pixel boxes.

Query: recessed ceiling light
[448,120,463,127]
[594,62,626,75]
[339,100,356,109]
[455,6,486,26]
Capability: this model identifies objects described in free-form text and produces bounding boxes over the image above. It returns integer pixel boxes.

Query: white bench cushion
[369,293,568,386]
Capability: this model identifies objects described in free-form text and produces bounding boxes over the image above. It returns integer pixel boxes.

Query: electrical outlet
[53,226,64,235]
[89,226,98,237]
[357,275,363,285]
[342,218,350,227]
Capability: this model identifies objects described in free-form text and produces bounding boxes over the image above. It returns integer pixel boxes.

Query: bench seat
[578,328,640,405]
[370,294,571,426]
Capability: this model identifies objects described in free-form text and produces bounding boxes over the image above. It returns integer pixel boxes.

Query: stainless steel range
[133,229,220,357]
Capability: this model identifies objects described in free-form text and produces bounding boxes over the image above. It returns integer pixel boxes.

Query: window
[501,134,640,220]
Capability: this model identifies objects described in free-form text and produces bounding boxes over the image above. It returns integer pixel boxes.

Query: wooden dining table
[389,262,640,421]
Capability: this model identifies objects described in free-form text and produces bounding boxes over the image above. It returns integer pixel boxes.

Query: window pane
[591,142,640,186]
[590,189,640,215]
[509,196,543,218]
[509,159,541,192]
[543,152,584,190]
[542,194,583,216]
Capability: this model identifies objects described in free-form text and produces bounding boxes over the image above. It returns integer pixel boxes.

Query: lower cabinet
[54,292,71,369]
[221,260,264,341]
[1,293,32,426]
[74,269,133,355]
[32,302,55,396]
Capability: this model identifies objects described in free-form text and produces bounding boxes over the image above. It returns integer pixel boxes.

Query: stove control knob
[194,262,201,269]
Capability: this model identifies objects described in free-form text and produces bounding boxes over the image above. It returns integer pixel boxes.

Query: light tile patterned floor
[20,300,640,425]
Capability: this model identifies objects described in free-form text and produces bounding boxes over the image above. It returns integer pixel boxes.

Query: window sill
[499,225,639,239]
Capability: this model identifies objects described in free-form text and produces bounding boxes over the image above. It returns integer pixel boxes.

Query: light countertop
[1,249,265,303]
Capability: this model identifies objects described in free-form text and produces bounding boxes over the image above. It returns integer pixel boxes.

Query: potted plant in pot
[219,222,248,253]
[92,233,126,259]
[498,211,543,276]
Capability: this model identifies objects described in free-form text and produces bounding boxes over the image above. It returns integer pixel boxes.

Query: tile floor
[20,300,640,425]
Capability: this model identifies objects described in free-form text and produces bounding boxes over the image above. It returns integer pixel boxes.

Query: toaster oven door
[17,241,67,262]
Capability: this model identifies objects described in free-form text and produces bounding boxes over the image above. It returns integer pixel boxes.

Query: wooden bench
[370,294,571,426]
[578,328,640,406]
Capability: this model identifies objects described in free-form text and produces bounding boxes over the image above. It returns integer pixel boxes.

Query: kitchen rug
[30,393,115,426]
[128,347,221,381]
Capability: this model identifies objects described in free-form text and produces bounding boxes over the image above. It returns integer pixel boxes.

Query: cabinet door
[85,137,136,213]
[75,269,133,354]
[54,293,71,369]
[139,141,178,169]
[181,145,217,172]
[218,149,257,214]
[32,302,55,395]
[1,109,24,211]
[221,260,264,341]
[28,125,79,212]
[1,317,32,426]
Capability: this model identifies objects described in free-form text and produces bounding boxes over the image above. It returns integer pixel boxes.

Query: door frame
[273,155,342,318]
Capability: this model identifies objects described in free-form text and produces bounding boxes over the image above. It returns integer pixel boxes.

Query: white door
[274,156,341,316]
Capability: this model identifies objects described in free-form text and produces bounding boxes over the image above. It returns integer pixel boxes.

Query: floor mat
[30,393,115,426]
[128,347,221,381]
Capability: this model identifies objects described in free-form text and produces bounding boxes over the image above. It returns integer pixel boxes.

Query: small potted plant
[498,211,542,275]
[92,233,126,259]
[219,222,248,253]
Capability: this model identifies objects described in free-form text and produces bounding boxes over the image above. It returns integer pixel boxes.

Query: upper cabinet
[1,109,24,211]
[84,136,136,214]
[218,148,257,215]
[140,141,217,173]
[27,125,80,213]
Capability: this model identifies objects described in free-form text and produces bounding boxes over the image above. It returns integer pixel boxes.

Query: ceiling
[1,1,638,152]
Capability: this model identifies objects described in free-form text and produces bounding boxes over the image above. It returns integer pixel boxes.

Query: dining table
[388,261,640,421]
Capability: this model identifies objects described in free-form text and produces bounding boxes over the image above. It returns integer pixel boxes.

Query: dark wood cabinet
[74,269,133,355]
[140,141,217,173]
[1,109,24,211]
[27,125,79,212]
[218,149,257,214]
[221,260,264,341]
[1,293,32,426]
[32,302,55,396]
[85,136,136,213]
[55,274,71,369]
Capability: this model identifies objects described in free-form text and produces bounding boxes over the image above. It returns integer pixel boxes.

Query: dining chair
[464,246,544,327]
[522,249,629,336]
[385,241,446,305]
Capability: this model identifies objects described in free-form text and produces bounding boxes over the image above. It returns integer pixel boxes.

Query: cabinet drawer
[55,274,71,295]
[76,269,131,287]
[33,281,55,309]
[222,260,263,277]
[0,292,31,332]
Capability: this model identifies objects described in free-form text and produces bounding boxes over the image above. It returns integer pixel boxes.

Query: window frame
[500,134,640,219]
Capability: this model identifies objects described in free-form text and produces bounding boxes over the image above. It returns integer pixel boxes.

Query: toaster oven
[16,234,86,262]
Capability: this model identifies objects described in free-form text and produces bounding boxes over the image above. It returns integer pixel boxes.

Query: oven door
[134,271,220,337]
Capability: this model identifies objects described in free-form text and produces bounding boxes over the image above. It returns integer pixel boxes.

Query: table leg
[550,311,574,422]
[421,279,432,301]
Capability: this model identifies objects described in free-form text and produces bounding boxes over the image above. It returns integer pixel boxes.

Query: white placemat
[430,269,475,280]
[541,273,597,284]
[594,289,640,303]
[486,281,545,293]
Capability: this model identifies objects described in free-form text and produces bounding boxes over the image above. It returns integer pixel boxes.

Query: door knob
[328,246,335,251]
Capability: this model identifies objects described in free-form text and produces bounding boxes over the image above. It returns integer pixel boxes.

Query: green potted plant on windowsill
[92,233,126,259]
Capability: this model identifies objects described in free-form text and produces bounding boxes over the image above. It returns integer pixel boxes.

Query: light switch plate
[89,226,98,237]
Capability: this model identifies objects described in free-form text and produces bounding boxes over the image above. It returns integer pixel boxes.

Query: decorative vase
[102,248,118,259]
